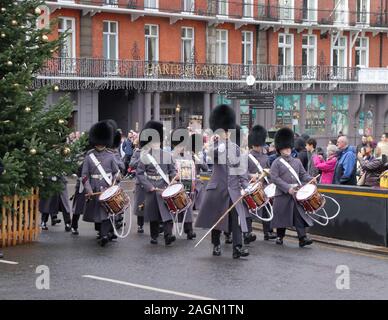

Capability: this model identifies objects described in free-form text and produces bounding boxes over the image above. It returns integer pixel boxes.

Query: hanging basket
[0,188,40,248]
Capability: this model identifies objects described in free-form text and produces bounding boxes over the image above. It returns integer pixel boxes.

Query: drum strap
[146,153,170,185]
[279,158,302,186]
[89,153,112,186]
[249,153,270,184]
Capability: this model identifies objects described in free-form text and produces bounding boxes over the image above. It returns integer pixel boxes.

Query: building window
[279,0,294,21]
[104,0,118,6]
[331,95,349,135]
[103,21,118,74]
[302,34,316,78]
[331,35,347,78]
[217,0,228,16]
[275,95,301,132]
[359,109,374,136]
[305,95,326,136]
[334,0,348,25]
[181,27,194,63]
[302,0,317,22]
[278,33,294,78]
[355,37,369,67]
[144,0,158,10]
[145,24,159,62]
[243,0,253,18]
[216,29,228,64]
[183,0,194,13]
[357,0,370,25]
[58,17,76,73]
[242,31,253,65]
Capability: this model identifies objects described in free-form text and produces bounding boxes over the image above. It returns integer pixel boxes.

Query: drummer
[247,125,277,243]
[269,127,315,248]
[82,121,119,247]
[136,121,178,246]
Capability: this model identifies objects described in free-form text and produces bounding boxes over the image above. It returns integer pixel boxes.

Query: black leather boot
[65,224,71,232]
[244,232,257,245]
[99,236,109,247]
[212,245,221,256]
[41,222,48,231]
[233,245,249,259]
[165,234,176,246]
[276,237,284,245]
[71,228,79,236]
[264,232,277,241]
[186,231,197,240]
[224,233,232,244]
[299,236,313,248]
[150,237,158,245]
[137,225,144,234]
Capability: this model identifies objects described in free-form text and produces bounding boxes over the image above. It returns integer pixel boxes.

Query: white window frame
[58,17,76,74]
[103,0,118,7]
[103,20,119,75]
[181,27,195,63]
[242,31,253,65]
[356,0,370,25]
[331,35,348,79]
[355,37,369,67]
[144,0,159,11]
[302,34,317,78]
[303,0,317,23]
[216,29,228,64]
[243,0,254,19]
[278,33,294,79]
[334,0,349,25]
[217,0,228,17]
[182,0,195,14]
[279,0,294,22]
[145,24,159,62]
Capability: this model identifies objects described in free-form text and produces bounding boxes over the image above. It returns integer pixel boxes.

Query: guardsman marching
[195,105,250,259]
[39,176,72,232]
[270,127,314,247]
[130,137,147,234]
[246,125,277,243]
[82,121,119,247]
[136,121,178,246]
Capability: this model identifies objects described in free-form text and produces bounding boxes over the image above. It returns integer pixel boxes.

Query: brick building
[38,0,388,145]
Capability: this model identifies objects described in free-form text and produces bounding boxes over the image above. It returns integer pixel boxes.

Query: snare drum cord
[306,195,341,227]
[110,198,132,239]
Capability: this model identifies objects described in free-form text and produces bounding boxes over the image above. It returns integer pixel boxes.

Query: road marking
[0,260,19,265]
[83,275,215,300]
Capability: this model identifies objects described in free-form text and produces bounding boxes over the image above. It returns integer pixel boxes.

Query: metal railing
[39,58,362,83]
[49,0,388,27]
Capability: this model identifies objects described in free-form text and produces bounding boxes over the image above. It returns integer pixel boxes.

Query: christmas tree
[0,0,78,204]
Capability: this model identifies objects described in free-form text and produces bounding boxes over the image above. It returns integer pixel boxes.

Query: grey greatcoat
[269,155,314,229]
[193,154,209,210]
[195,140,249,233]
[129,149,146,217]
[82,149,119,223]
[136,149,176,223]
[39,176,72,215]
[72,164,86,215]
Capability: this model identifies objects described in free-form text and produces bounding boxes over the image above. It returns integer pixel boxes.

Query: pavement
[1,179,388,300]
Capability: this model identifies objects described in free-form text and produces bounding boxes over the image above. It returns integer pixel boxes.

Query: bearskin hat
[139,120,164,147]
[248,125,267,148]
[209,104,236,132]
[274,127,295,151]
[89,121,114,147]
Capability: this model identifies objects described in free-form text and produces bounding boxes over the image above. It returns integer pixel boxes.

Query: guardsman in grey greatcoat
[129,137,147,234]
[246,125,277,243]
[195,105,250,259]
[39,176,72,232]
[136,121,178,246]
[82,121,119,247]
[270,127,315,248]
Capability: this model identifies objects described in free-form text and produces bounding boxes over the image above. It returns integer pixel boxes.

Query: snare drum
[295,184,326,213]
[162,183,191,214]
[243,182,269,212]
[99,186,130,215]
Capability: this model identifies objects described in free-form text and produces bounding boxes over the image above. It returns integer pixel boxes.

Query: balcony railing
[38,58,364,83]
[49,1,388,28]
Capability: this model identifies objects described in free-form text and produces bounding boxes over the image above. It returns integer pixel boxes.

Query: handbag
[357,172,366,186]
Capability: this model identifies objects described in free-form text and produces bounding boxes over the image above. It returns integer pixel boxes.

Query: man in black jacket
[0,160,4,258]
